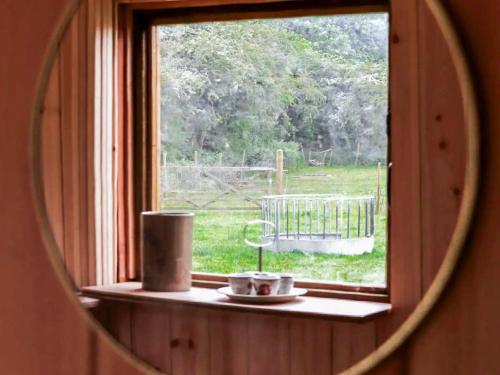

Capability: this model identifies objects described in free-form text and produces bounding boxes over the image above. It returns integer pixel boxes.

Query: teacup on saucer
[228,273,253,295]
[253,274,280,295]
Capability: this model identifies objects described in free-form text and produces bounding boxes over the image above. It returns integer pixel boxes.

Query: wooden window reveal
[117,0,390,302]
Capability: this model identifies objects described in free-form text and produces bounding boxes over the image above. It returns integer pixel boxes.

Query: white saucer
[217,287,307,304]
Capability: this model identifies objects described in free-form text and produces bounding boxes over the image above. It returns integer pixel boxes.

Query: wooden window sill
[81,282,391,322]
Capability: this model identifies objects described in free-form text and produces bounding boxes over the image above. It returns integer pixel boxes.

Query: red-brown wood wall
[40,0,117,287]
[1,0,499,374]
[40,1,96,288]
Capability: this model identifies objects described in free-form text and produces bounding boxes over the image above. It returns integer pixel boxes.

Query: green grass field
[163,165,387,285]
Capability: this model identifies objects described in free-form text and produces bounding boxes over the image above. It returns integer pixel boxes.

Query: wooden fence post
[276,149,284,195]
[194,150,198,166]
[240,150,246,182]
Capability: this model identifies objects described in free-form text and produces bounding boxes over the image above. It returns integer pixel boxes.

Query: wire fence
[160,151,387,213]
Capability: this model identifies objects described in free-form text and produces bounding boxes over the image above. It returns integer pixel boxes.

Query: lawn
[162,165,387,285]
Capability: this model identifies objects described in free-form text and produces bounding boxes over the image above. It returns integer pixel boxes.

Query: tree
[159,14,388,166]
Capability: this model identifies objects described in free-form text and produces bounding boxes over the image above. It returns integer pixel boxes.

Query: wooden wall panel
[376,0,500,372]
[170,305,210,375]
[40,0,121,288]
[241,313,290,375]
[41,2,96,288]
[209,310,249,375]
[104,301,133,350]
[100,302,389,375]
[289,318,332,375]
[401,2,500,371]
[373,0,423,346]
[132,303,172,372]
[418,0,466,292]
[101,0,118,285]
[87,0,117,286]
[332,322,376,374]
[101,302,393,375]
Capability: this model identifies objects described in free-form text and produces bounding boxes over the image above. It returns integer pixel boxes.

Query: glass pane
[158,13,389,286]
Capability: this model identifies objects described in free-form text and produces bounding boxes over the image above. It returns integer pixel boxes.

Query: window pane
[159,13,388,286]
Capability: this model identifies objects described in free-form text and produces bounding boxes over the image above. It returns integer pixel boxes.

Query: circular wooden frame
[30,0,479,374]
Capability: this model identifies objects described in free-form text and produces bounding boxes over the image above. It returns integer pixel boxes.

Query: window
[120,1,390,300]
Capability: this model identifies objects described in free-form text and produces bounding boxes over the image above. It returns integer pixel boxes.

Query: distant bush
[160,14,388,166]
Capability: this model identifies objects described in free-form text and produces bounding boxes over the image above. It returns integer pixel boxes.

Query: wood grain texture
[97,300,336,375]
[247,313,289,375]
[104,300,133,350]
[418,0,465,293]
[375,0,422,345]
[41,2,96,288]
[332,322,376,374]
[83,0,118,286]
[116,5,139,282]
[398,1,500,372]
[289,318,332,375]
[131,303,172,372]
[209,310,249,375]
[86,0,98,287]
[39,0,120,287]
[170,304,210,375]
[2,0,499,374]
[97,300,382,375]
[81,282,391,321]
[100,0,117,285]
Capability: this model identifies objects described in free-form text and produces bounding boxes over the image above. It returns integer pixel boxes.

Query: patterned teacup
[253,274,280,295]
[228,273,253,295]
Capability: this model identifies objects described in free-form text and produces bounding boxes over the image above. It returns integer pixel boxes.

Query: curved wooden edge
[29,0,161,374]
[342,0,480,373]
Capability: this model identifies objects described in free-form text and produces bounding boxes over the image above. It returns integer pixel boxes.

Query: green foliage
[159,14,388,166]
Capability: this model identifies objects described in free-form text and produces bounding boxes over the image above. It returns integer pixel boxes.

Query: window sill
[82,282,391,322]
